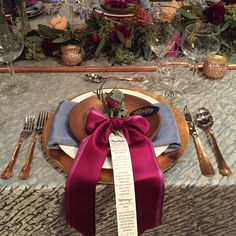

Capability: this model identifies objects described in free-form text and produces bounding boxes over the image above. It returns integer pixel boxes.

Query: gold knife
[183,106,215,177]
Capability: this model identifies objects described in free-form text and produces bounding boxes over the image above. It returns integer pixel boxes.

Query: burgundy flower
[107,98,119,109]
[105,0,127,9]
[91,33,100,44]
[104,0,138,9]
[223,0,236,5]
[42,38,60,56]
[206,2,226,25]
[112,25,131,43]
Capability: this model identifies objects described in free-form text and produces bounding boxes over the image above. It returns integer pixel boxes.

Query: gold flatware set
[1,111,48,180]
[184,106,232,177]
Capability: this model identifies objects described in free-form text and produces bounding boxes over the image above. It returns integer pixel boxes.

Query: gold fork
[1,115,35,179]
[18,111,48,180]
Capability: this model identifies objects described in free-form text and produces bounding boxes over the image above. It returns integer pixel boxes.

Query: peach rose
[48,15,68,30]
[160,0,182,21]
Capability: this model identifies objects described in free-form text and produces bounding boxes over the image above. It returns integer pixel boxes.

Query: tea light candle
[203,55,228,79]
[61,45,83,66]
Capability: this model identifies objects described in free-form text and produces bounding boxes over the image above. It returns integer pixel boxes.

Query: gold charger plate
[42,89,189,183]
[68,93,161,142]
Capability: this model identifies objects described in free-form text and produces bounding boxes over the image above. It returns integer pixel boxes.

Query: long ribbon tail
[128,130,164,235]
[66,135,108,236]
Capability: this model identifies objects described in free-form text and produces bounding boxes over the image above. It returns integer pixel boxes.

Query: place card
[109,133,138,236]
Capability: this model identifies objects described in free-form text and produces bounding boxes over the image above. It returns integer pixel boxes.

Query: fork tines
[24,115,35,132]
[36,111,49,130]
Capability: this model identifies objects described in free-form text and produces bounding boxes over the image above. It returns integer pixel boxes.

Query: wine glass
[65,0,76,26]
[181,22,221,93]
[157,51,192,104]
[147,5,181,60]
[0,24,26,95]
[146,6,182,95]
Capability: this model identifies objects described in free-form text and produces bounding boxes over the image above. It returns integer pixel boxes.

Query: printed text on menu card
[109,133,138,236]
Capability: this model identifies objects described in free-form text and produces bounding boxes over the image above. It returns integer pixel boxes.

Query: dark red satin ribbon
[66,108,164,236]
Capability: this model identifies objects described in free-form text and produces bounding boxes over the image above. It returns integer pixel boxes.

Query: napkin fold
[27,1,42,12]
[48,100,181,154]
[48,100,79,149]
[152,103,181,153]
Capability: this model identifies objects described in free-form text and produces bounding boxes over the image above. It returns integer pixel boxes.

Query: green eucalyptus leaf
[116,30,126,44]
[52,37,68,44]
[38,24,64,37]
[26,36,43,44]
[221,20,231,32]
[111,90,123,102]
[143,43,152,60]
[95,37,106,57]
[178,8,198,20]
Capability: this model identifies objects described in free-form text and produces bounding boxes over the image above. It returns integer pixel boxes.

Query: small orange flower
[48,15,68,30]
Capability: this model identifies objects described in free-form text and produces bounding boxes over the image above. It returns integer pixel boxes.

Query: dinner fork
[1,115,35,179]
[18,111,49,180]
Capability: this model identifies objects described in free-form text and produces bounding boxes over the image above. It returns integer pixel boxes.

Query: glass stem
[191,62,198,85]
[6,62,16,87]
[165,77,175,98]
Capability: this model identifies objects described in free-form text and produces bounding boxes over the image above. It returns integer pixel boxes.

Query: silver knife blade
[183,106,198,137]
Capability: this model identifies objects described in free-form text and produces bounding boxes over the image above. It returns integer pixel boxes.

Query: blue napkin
[91,0,151,11]
[152,103,181,153]
[48,100,79,149]
[27,1,42,12]
[48,100,181,153]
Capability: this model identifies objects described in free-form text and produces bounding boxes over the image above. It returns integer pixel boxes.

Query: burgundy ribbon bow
[66,108,164,236]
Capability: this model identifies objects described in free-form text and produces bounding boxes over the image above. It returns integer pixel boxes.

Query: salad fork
[1,115,35,179]
[18,111,49,180]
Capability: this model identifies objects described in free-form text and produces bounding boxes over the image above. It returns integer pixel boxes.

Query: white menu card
[109,132,138,236]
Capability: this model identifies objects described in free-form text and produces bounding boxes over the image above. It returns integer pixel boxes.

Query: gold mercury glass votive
[203,55,228,79]
[61,44,83,66]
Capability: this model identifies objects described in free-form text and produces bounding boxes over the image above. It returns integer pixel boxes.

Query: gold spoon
[195,107,232,176]
[84,73,144,83]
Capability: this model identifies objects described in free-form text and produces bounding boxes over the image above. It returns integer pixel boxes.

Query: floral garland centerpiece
[23,0,163,64]
[21,0,236,65]
[178,0,236,56]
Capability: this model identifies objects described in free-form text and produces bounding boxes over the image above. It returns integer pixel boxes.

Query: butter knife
[183,106,215,177]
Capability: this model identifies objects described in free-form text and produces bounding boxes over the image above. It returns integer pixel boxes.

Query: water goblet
[157,52,191,104]
[0,24,26,95]
[64,0,76,26]
[147,5,181,60]
[146,5,182,92]
[181,22,221,94]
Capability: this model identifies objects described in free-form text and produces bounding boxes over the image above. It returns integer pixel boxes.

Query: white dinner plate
[60,89,168,169]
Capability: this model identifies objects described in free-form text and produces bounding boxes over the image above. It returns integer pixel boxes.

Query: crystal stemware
[147,5,181,60]
[181,22,221,93]
[65,0,76,26]
[157,52,191,104]
[0,24,26,95]
[146,5,181,92]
